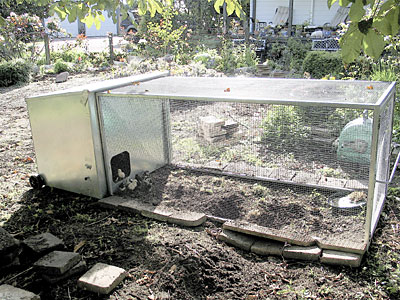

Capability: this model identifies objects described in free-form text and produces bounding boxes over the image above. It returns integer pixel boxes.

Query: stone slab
[0,284,40,300]
[141,207,173,222]
[251,239,284,256]
[118,199,154,214]
[0,227,20,255]
[320,250,362,267]
[218,229,255,251]
[223,220,315,247]
[283,245,321,261]
[43,260,87,284]
[78,263,127,294]
[167,211,207,227]
[98,196,128,209]
[34,251,81,276]
[23,232,64,256]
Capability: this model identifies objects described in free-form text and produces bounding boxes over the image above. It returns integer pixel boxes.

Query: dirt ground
[1,73,400,299]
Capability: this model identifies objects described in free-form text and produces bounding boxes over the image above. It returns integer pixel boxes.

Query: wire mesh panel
[165,99,370,246]
[98,95,169,194]
[105,77,395,252]
[372,97,394,235]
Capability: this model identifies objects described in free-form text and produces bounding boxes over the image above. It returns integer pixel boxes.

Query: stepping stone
[78,263,127,294]
[320,250,362,267]
[283,245,321,261]
[218,229,255,251]
[251,239,284,256]
[98,196,128,209]
[23,232,64,256]
[43,260,87,284]
[0,284,40,300]
[167,211,207,227]
[34,251,81,275]
[0,227,20,255]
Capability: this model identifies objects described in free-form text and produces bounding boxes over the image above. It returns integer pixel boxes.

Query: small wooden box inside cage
[27,73,396,265]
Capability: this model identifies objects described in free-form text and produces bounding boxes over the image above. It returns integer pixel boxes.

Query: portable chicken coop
[26,71,397,257]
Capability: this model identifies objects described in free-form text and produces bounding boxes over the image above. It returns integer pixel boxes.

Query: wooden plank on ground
[223,220,315,247]
[345,179,369,190]
[318,176,347,189]
[292,171,321,185]
[315,238,367,255]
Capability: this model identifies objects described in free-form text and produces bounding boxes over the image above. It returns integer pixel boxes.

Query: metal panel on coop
[27,73,396,259]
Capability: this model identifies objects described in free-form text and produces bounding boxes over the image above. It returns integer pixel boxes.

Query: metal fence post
[108,32,114,64]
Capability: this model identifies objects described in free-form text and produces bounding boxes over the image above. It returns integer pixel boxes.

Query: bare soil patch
[0,74,399,299]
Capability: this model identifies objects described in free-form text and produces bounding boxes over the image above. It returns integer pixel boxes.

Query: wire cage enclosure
[96,76,395,255]
[27,73,396,257]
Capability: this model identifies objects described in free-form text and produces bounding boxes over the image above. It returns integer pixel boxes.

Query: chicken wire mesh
[168,100,370,245]
[98,77,395,250]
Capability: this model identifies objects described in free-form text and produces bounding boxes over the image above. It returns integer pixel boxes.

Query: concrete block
[320,250,362,267]
[43,260,87,284]
[55,71,69,83]
[118,199,154,214]
[78,263,127,294]
[98,196,128,209]
[283,245,321,261]
[251,239,284,256]
[23,232,64,256]
[167,211,207,227]
[0,284,40,300]
[218,229,255,251]
[34,251,81,275]
[0,227,20,255]
[141,207,173,222]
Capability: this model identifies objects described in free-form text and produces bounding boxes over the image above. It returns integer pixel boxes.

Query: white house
[56,11,120,37]
[250,0,342,28]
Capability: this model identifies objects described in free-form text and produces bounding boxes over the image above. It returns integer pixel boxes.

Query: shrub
[54,60,70,74]
[286,38,311,72]
[0,59,32,87]
[261,105,310,148]
[303,51,344,79]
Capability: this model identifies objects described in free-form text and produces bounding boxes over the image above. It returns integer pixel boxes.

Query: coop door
[97,95,170,194]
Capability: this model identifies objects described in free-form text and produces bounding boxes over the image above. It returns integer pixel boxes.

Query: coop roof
[109,77,395,109]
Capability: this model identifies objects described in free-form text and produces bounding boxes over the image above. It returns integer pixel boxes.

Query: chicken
[127,179,138,191]
[117,169,125,179]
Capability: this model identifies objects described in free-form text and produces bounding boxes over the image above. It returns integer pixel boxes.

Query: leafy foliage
[303,51,344,79]
[0,59,32,87]
[328,0,400,63]
[261,106,310,148]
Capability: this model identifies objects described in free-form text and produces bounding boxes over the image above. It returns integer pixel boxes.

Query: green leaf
[362,29,386,59]
[349,0,365,22]
[226,1,235,15]
[339,0,351,6]
[214,0,224,13]
[327,0,338,9]
[0,16,5,26]
[68,7,77,23]
[340,24,363,64]
[54,6,67,20]
[83,12,94,28]
[374,7,400,35]
[138,0,147,16]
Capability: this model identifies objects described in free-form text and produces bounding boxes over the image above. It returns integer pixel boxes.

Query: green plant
[303,51,344,79]
[261,105,310,148]
[369,64,400,143]
[215,40,258,73]
[0,59,31,87]
[54,59,70,74]
[286,38,311,72]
